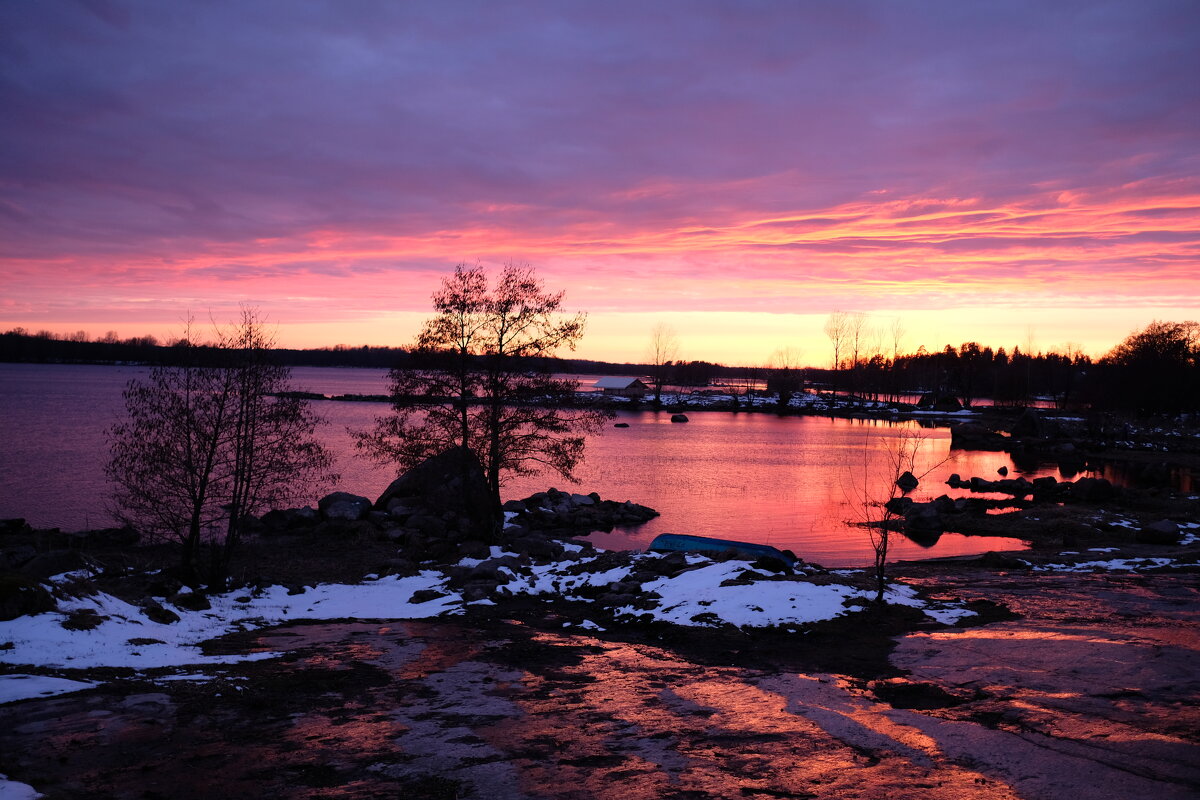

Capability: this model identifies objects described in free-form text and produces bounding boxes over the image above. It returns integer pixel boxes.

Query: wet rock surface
[2,568,1198,799]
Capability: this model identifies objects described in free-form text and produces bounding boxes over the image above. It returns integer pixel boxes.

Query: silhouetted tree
[824,311,850,398]
[646,323,680,407]
[768,347,805,407]
[357,263,612,519]
[851,428,944,603]
[1100,320,1200,415]
[107,313,335,582]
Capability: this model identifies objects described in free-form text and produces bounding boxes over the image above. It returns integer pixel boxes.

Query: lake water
[0,363,1081,566]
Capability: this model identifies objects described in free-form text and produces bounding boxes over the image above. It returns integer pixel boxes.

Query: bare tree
[107,313,336,582]
[847,311,870,402]
[209,309,336,579]
[849,427,945,603]
[646,323,680,407]
[358,263,612,518]
[824,311,850,398]
[888,317,906,404]
[768,346,805,407]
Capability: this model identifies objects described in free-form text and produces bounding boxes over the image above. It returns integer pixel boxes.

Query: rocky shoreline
[2,414,1199,798]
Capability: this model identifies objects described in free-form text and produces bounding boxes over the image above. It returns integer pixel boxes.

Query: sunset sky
[2,0,1198,365]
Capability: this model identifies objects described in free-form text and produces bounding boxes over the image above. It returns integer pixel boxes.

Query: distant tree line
[7,318,1198,416]
[843,342,1091,409]
[0,328,411,368]
[804,317,1198,416]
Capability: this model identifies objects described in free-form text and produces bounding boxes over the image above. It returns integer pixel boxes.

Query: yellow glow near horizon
[12,304,1197,369]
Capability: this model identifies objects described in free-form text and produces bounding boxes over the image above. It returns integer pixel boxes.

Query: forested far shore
[3,322,1198,415]
[0,328,648,374]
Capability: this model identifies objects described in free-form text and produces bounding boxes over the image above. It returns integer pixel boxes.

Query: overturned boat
[648,533,797,566]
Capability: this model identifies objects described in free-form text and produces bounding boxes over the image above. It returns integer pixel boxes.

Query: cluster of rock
[885,495,973,536]
[0,520,135,576]
[255,447,660,568]
[885,469,1190,546]
[949,423,1010,451]
[883,466,1123,537]
[501,489,659,537]
[950,409,1091,476]
[257,447,496,562]
[1136,519,1187,545]
[945,473,1117,503]
[0,521,142,620]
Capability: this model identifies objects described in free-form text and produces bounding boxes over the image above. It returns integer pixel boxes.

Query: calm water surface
[1,363,1079,566]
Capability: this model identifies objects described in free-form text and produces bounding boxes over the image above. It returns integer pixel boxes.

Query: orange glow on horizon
[4,182,1198,366]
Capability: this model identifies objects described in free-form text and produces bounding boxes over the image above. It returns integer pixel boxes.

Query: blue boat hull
[648,533,796,565]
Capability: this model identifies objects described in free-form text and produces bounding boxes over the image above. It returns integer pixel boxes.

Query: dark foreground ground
[2,563,1198,800]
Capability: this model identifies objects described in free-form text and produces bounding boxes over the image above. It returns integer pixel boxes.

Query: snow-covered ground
[1030,557,1177,573]
[0,674,98,705]
[0,548,983,703]
[6,531,1196,707]
[0,773,42,800]
[0,570,459,671]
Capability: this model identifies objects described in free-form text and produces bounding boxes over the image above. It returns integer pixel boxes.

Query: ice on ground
[0,674,98,705]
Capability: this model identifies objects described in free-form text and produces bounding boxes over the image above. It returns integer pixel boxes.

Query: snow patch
[1033,558,1176,573]
[0,774,42,800]
[0,571,462,670]
[0,674,98,705]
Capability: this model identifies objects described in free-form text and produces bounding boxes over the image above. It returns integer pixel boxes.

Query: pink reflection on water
[1,364,1152,565]
[506,412,1044,566]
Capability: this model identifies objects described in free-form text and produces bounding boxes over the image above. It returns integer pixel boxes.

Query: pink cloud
[0,1,1197,352]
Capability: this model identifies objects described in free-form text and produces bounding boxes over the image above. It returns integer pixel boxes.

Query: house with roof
[593,376,648,399]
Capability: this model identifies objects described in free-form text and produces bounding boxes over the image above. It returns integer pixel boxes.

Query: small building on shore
[593,376,648,399]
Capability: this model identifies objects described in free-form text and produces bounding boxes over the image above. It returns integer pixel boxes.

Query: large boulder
[1010,407,1046,438]
[318,492,372,521]
[904,502,943,534]
[1137,520,1180,545]
[375,446,496,540]
[949,423,1009,451]
[260,506,318,533]
[1067,477,1116,503]
[916,393,963,412]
